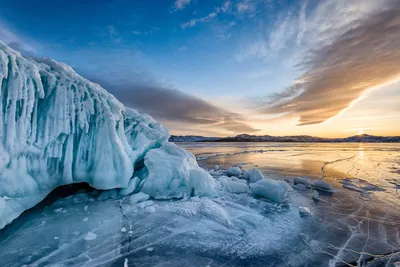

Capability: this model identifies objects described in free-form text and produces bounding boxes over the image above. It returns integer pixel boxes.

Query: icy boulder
[219,176,248,194]
[226,167,241,177]
[313,180,333,192]
[243,168,264,183]
[141,142,217,199]
[250,179,290,203]
[0,42,215,229]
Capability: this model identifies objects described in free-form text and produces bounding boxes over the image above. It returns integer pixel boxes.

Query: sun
[358,129,364,135]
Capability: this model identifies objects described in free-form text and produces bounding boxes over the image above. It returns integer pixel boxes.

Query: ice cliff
[0,42,216,229]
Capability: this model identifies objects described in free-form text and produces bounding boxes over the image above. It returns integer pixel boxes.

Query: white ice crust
[0,42,216,229]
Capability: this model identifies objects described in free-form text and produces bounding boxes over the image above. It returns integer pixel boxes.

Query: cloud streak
[255,0,400,125]
[172,0,191,11]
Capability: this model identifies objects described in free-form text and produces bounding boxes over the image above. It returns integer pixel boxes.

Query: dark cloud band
[88,76,258,134]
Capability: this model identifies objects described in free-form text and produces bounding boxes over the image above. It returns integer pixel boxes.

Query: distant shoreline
[169,134,400,143]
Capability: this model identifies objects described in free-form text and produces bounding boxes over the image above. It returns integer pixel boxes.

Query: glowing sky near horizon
[0,0,399,137]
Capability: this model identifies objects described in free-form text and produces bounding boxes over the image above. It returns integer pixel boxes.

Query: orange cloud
[259,2,400,126]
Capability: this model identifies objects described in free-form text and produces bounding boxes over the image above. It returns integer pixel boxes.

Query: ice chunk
[130,192,150,205]
[243,168,264,183]
[250,179,290,203]
[84,232,97,241]
[145,206,156,213]
[226,167,242,177]
[313,180,333,192]
[312,190,320,201]
[141,143,217,199]
[120,177,140,196]
[294,177,312,187]
[220,179,248,194]
[0,42,216,229]
[138,200,154,209]
[298,206,312,217]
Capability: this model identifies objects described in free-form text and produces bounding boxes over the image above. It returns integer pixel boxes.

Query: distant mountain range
[169,134,400,143]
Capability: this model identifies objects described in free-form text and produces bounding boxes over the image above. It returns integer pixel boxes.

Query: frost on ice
[0,42,216,229]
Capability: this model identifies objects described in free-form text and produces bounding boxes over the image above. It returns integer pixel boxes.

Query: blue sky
[1,0,399,136]
[0,0,299,97]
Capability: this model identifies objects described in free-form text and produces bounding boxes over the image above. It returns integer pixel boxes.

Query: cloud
[222,0,232,12]
[177,46,187,52]
[172,0,191,11]
[180,1,232,29]
[87,75,258,135]
[0,21,37,55]
[132,27,160,36]
[181,11,218,29]
[236,0,257,14]
[252,0,400,125]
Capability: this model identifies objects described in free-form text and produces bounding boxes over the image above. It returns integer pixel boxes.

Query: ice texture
[0,42,215,229]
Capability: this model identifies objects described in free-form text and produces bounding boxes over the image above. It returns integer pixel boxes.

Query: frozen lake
[1,142,399,267]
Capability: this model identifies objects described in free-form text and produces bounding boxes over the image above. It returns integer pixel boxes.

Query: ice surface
[250,179,290,203]
[243,167,264,183]
[2,141,400,266]
[340,178,385,195]
[0,42,215,229]
[178,142,400,266]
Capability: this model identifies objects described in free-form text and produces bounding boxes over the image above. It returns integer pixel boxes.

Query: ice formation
[226,167,241,177]
[219,176,248,194]
[0,42,216,229]
[243,167,264,183]
[313,180,333,192]
[250,178,290,203]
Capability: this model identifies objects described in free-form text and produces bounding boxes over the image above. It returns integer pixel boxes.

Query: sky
[0,0,399,137]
